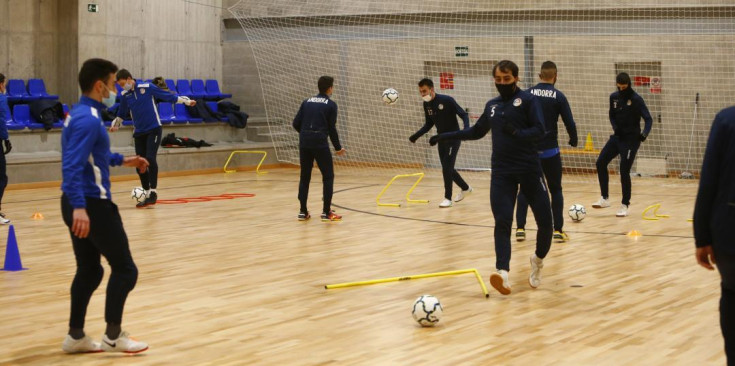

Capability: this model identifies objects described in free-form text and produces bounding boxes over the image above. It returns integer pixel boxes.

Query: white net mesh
[229,2,735,183]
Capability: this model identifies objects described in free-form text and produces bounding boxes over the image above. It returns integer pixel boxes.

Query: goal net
[229,1,735,183]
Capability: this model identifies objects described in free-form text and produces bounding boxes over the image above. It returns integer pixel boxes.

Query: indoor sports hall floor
[0,168,723,365]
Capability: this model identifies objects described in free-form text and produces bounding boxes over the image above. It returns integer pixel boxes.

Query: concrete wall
[0,0,62,99]
[77,0,223,85]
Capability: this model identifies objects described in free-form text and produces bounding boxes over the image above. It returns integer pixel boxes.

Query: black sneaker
[516,228,526,241]
[136,191,157,208]
[298,211,310,221]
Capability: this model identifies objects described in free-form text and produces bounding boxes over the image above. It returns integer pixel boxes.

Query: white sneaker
[616,204,629,217]
[0,212,10,224]
[529,254,544,289]
[454,186,473,202]
[439,198,453,208]
[592,197,610,208]
[101,331,149,354]
[62,335,103,353]
[489,270,511,295]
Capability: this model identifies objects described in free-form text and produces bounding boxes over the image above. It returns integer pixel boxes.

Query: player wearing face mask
[429,60,552,295]
[111,69,195,208]
[592,72,653,217]
[409,78,472,208]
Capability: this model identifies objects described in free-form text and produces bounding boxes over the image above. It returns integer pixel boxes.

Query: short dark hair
[318,76,334,94]
[493,60,519,78]
[0,73,5,84]
[78,58,119,93]
[418,78,434,88]
[116,69,133,81]
[616,72,631,86]
[539,61,557,80]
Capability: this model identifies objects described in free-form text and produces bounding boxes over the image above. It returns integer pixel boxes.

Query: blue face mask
[102,85,117,108]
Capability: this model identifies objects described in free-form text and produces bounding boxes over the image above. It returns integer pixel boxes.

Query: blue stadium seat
[205,79,232,100]
[5,113,25,130]
[174,103,202,123]
[206,101,228,122]
[176,80,198,99]
[115,83,124,102]
[165,79,177,93]
[190,79,211,100]
[27,109,63,130]
[27,79,59,100]
[12,104,30,125]
[7,79,38,103]
[157,103,174,124]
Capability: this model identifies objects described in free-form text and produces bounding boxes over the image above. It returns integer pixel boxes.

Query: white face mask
[102,85,117,108]
[422,94,432,102]
[123,81,133,91]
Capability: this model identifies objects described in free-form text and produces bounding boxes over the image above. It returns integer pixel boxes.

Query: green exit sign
[87,3,99,13]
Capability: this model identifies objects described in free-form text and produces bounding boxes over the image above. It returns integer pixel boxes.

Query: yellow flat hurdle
[223,150,268,174]
[325,268,490,298]
[376,172,429,207]
[642,203,670,221]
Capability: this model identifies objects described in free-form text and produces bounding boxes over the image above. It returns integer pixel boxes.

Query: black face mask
[618,87,633,98]
[496,83,516,100]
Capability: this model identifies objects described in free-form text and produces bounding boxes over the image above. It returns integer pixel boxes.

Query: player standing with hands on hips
[409,78,473,208]
[592,72,652,217]
[430,60,553,295]
[293,76,346,222]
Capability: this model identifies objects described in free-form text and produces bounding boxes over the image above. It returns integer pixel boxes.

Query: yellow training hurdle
[376,172,429,207]
[223,150,268,174]
[642,203,670,221]
[325,268,490,298]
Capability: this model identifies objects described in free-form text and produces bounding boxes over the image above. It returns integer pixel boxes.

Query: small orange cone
[31,212,44,220]
[626,230,641,237]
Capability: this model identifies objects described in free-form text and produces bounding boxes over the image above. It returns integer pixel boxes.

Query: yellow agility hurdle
[376,172,429,207]
[223,150,268,174]
[642,203,670,221]
[325,268,490,298]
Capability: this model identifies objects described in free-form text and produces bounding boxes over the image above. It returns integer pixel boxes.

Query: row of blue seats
[118,79,232,101]
[5,79,58,103]
[4,102,228,131]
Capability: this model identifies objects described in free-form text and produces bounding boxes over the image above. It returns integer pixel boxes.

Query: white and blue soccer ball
[568,204,586,222]
[131,187,147,203]
[412,295,443,327]
[382,88,399,104]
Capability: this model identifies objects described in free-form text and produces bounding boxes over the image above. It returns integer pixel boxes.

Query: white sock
[145,189,151,196]
[150,189,157,193]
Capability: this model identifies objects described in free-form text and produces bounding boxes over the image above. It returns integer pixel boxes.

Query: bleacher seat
[12,104,31,125]
[165,79,177,93]
[27,106,64,130]
[206,101,228,122]
[115,83,124,102]
[27,79,59,100]
[5,115,25,130]
[176,79,205,100]
[174,103,202,123]
[205,79,232,100]
[190,79,211,100]
[157,103,174,124]
[7,79,38,103]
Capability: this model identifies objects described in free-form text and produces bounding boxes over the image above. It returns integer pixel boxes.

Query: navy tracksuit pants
[491,170,553,271]
[517,153,564,231]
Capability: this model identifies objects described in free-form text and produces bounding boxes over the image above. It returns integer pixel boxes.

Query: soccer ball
[412,295,442,327]
[568,204,586,222]
[131,187,146,203]
[382,88,399,104]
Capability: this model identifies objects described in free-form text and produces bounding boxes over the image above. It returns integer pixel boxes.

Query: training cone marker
[584,132,594,151]
[2,225,27,271]
[31,212,44,220]
[626,230,642,237]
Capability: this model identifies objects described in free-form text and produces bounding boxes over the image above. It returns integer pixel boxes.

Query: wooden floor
[0,168,725,365]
